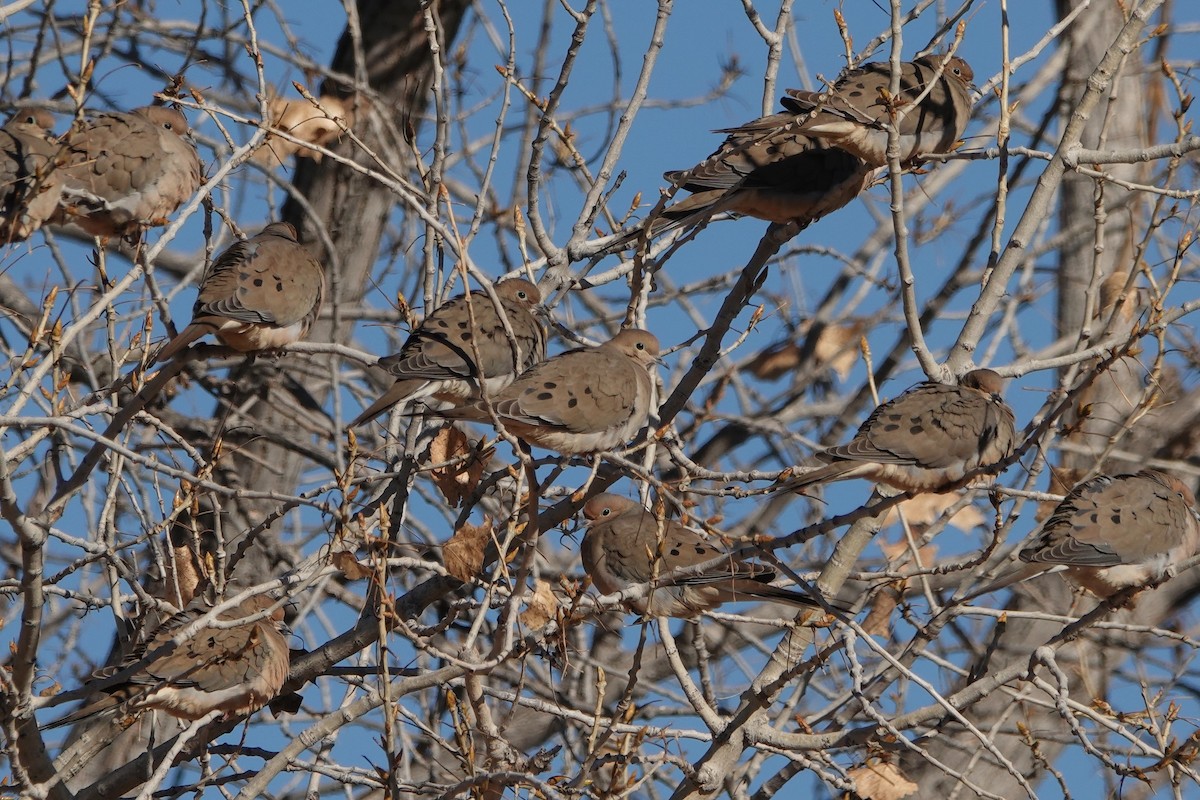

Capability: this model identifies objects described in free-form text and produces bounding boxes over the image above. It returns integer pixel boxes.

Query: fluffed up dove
[154,222,325,362]
[54,105,203,239]
[1018,470,1200,598]
[43,594,289,728]
[781,368,1016,493]
[581,493,826,617]
[0,108,61,242]
[428,328,660,455]
[780,54,974,167]
[350,278,546,427]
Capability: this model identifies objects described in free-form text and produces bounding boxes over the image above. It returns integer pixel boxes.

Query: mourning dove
[580,493,824,617]
[350,279,547,427]
[782,369,1016,493]
[54,105,203,238]
[154,222,325,362]
[430,329,660,455]
[780,54,974,167]
[663,124,872,226]
[1018,470,1200,598]
[43,594,289,728]
[609,121,872,251]
[0,108,61,242]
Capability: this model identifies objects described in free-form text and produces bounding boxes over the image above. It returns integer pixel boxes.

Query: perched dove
[780,54,974,167]
[1018,470,1200,598]
[430,329,660,455]
[350,279,546,428]
[0,109,61,242]
[54,105,203,238]
[663,124,872,227]
[154,222,325,362]
[609,122,872,252]
[43,594,289,728]
[581,493,824,617]
[782,369,1016,493]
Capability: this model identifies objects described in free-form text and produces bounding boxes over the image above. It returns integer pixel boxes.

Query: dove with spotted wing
[782,368,1016,493]
[779,54,974,167]
[609,121,873,252]
[154,221,325,362]
[662,124,872,227]
[581,493,825,617]
[1018,470,1200,598]
[350,279,546,427]
[429,329,659,455]
[43,594,289,728]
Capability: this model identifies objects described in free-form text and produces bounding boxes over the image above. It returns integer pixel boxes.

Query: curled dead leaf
[428,427,492,508]
[881,493,984,532]
[443,517,492,583]
[745,342,800,381]
[745,320,865,382]
[253,93,357,166]
[519,579,559,630]
[879,539,939,565]
[811,320,865,381]
[848,759,918,800]
[861,587,899,637]
[332,550,372,581]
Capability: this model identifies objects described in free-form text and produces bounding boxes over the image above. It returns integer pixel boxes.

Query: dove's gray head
[261,221,300,241]
[583,493,640,524]
[134,105,191,136]
[608,329,661,368]
[1141,469,1198,509]
[920,54,975,85]
[961,368,1004,396]
[496,278,542,306]
[8,108,55,131]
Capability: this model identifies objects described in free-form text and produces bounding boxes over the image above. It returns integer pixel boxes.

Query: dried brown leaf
[811,320,865,381]
[881,493,985,532]
[429,427,491,508]
[253,95,351,166]
[861,588,899,637]
[746,342,801,381]
[520,579,559,630]
[444,517,492,583]
[1098,270,1143,323]
[848,760,919,800]
[745,321,864,382]
[332,550,372,581]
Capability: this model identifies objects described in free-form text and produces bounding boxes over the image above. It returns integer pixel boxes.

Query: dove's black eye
[636,342,645,351]
[517,291,528,300]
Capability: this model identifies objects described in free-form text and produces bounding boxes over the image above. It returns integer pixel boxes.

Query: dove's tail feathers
[778,461,860,493]
[720,579,842,612]
[40,694,123,731]
[152,324,210,364]
[348,379,432,428]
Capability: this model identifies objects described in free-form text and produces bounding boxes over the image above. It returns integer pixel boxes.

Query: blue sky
[7,1,1200,796]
